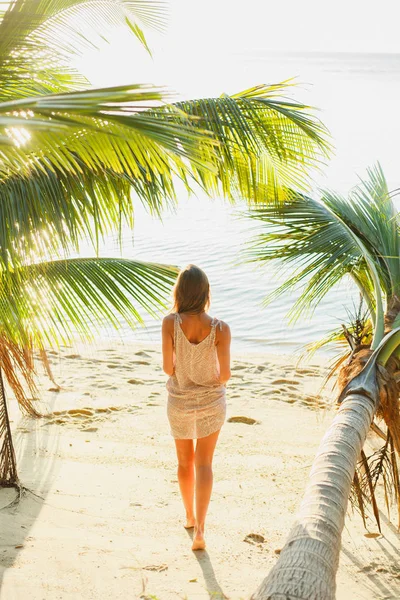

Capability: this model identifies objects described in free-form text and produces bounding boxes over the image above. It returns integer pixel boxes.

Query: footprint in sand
[227,416,258,425]
[68,408,94,416]
[244,533,265,544]
[142,564,168,572]
[66,354,81,359]
[296,368,320,376]
[43,405,136,427]
[271,379,299,386]
[131,360,150,366]
[302,395,326,409]
[128,378,143,385]
[135,351,151,358]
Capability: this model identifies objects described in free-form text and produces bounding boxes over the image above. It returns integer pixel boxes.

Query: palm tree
[0,0,330,490]
[246,164,400,599]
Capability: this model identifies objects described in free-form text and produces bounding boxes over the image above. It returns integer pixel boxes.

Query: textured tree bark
[0,368,18,486]
[251,390,378,600]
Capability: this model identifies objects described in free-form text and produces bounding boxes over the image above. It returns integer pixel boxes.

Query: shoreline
[1,341,399,599]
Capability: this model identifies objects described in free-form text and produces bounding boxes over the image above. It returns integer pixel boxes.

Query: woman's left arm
[216,321,231,384]
[162,315,175,376]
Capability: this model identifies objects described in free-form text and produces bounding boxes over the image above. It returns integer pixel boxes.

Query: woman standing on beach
[162,265,231,551]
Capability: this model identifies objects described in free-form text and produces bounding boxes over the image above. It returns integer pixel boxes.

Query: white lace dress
[166,313,226,440]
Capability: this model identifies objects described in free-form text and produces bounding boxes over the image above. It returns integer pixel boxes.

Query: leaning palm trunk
[252,330,400,600]
[0,369,18,486]
[252,394,376,599]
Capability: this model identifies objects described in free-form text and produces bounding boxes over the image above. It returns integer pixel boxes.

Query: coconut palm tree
[246,164,400,599]
[0,0,330,490]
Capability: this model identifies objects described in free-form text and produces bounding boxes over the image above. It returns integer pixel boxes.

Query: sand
[0,341,399,600]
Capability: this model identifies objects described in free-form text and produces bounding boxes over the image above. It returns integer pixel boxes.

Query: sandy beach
[1,341,399,600]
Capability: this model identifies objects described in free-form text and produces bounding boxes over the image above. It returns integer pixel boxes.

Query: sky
[76,0,400,96]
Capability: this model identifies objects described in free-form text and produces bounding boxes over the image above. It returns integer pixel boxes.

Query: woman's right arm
[216,322,231,384]
[162,315,175,376]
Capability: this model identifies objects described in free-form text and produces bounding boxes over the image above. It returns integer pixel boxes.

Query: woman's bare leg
[192,429,220,550]
[174,439,195,528]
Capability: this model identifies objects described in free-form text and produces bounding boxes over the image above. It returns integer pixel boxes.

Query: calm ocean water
[98,52,400,356]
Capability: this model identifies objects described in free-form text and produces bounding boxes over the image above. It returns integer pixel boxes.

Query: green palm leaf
[174,82,331,202]
[0,257,178,347]
[0,256,177,414]
[0,83,331,273]
[0,0,164,58]
[0,0,165,100]
[245,164,400,347]
[0,85,217,176]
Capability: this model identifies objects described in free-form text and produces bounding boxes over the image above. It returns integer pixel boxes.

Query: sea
[82,50,400,356]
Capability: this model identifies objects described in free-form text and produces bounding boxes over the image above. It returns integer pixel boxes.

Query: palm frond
[0,258,178,348]
[245,166,399,332]
[244,191,365,320]
[0,83,333,268]
[0,85,217,170]
[0,0,164,59]
[352,435,400,531]
[302,302,373,360]
[0,337,41,417]
[0,256,177,413]
[0,0,165,100]
[0,85,220,227]
[0,165,134,269]
[174,82,332,202]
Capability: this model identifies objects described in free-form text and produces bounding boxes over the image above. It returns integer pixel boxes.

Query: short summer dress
[166,313,226,440]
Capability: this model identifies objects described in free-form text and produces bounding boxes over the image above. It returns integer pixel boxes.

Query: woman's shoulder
[213,318,230,334]
[162,313,177,330]
[163,312,177,321]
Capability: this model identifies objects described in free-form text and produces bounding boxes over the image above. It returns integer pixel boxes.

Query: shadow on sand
[186,529,229,599]
[341,510,400,600]
[0,408,60,594]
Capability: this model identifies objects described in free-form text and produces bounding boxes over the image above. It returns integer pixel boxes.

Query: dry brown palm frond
[385,294,400,330]
[352,434,400,530]
[38,348,59,389]
[337,346,373,400]
[325,351,351,393]
[0,336,42,417]
[389,436,400,529]
[360,449,382,532]
[375,356,400,454]
[370,420,387,441]
[351,470,367,528]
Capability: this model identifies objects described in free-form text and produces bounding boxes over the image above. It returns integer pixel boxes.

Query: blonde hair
[172,264,210,314]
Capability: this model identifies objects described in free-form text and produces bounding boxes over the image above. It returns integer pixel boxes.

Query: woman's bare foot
[191,527,206,551]
[184,516,196,529]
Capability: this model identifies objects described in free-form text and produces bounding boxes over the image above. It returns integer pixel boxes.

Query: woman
[162,264,231,551]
